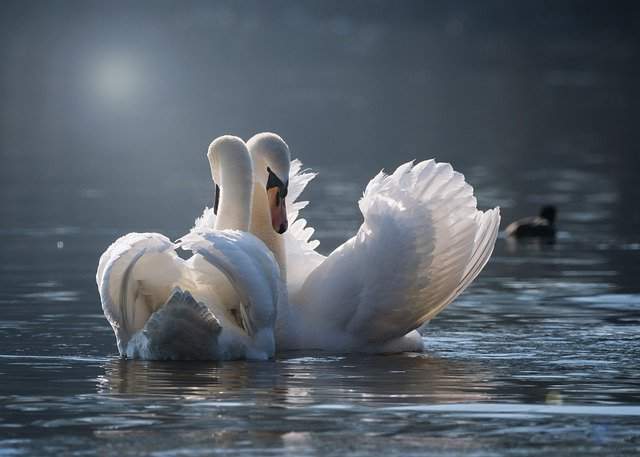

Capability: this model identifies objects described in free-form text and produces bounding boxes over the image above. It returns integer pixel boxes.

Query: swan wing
[192,206,217,232]
[179,229,283,358]
[297,160,500,348]
[284,159,326,296]
[96,232,186,354]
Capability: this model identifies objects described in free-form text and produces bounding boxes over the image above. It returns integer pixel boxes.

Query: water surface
[1,160,639,456]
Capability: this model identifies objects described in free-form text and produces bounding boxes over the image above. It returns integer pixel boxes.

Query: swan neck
[214,155,253,232]
[250,182,286,279]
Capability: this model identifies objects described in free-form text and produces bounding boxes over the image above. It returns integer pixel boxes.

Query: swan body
[97,136,283,360]
[245,133,501,353]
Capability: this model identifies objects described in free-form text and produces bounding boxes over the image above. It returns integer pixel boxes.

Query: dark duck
[506,205,556,239]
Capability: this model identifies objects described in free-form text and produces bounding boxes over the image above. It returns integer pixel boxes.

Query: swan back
[179,229,283,358]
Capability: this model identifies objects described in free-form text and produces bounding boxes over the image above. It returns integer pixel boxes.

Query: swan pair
[97,136,282,361]
[97,132,501,360]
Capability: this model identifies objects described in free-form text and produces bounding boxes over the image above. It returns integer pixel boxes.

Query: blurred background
[1,0,638,239]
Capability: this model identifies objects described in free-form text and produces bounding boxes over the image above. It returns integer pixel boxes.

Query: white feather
[97,229,283,360]
[279,159,500,352]
[283,159,326,298]
[97,135,282,361]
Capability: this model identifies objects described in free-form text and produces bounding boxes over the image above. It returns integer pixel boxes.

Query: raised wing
[283,159,326,297]
[192,206,217,232]
[297,160,500,348]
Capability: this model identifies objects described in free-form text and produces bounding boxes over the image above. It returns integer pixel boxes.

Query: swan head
[247,132,291,234]
[207,135,253,230]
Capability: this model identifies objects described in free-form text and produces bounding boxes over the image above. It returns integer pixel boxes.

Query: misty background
[1,0,638,240]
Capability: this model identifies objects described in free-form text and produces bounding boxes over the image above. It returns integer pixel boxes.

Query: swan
[96,136,283,361]
[243,132,501,353]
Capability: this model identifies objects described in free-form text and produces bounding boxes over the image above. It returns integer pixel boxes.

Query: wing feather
[96,232,185,354]
[283,159,325,297]
[178,229,282,343]
[297,160,500,348]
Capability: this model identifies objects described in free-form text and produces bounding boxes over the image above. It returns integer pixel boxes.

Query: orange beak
[267,187,288,234]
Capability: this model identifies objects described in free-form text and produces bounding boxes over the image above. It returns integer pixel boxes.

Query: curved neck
[214,155,253,232]
[250,182,286,279]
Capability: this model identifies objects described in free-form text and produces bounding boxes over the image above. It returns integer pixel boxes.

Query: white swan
[244,132,501,353]
[96,136,283,360]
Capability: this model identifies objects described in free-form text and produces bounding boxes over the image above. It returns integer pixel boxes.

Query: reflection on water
[98,353,491,404]
[1,352,639,456]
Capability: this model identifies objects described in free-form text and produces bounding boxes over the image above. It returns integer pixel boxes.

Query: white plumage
[96,136,283,360]
[267,149,500,352]
[282,159,325,297]
[96,229,281,360]
[99,131,500,358]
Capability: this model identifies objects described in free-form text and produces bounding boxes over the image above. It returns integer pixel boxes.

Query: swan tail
[130,288,222,360]
[301,160,500,347]
[96,232,185,355]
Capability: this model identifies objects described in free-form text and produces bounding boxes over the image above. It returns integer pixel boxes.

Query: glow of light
[92,53,139,104]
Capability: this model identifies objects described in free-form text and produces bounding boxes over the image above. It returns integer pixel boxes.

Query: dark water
[1,161,640,456]
[2,1,640,455]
